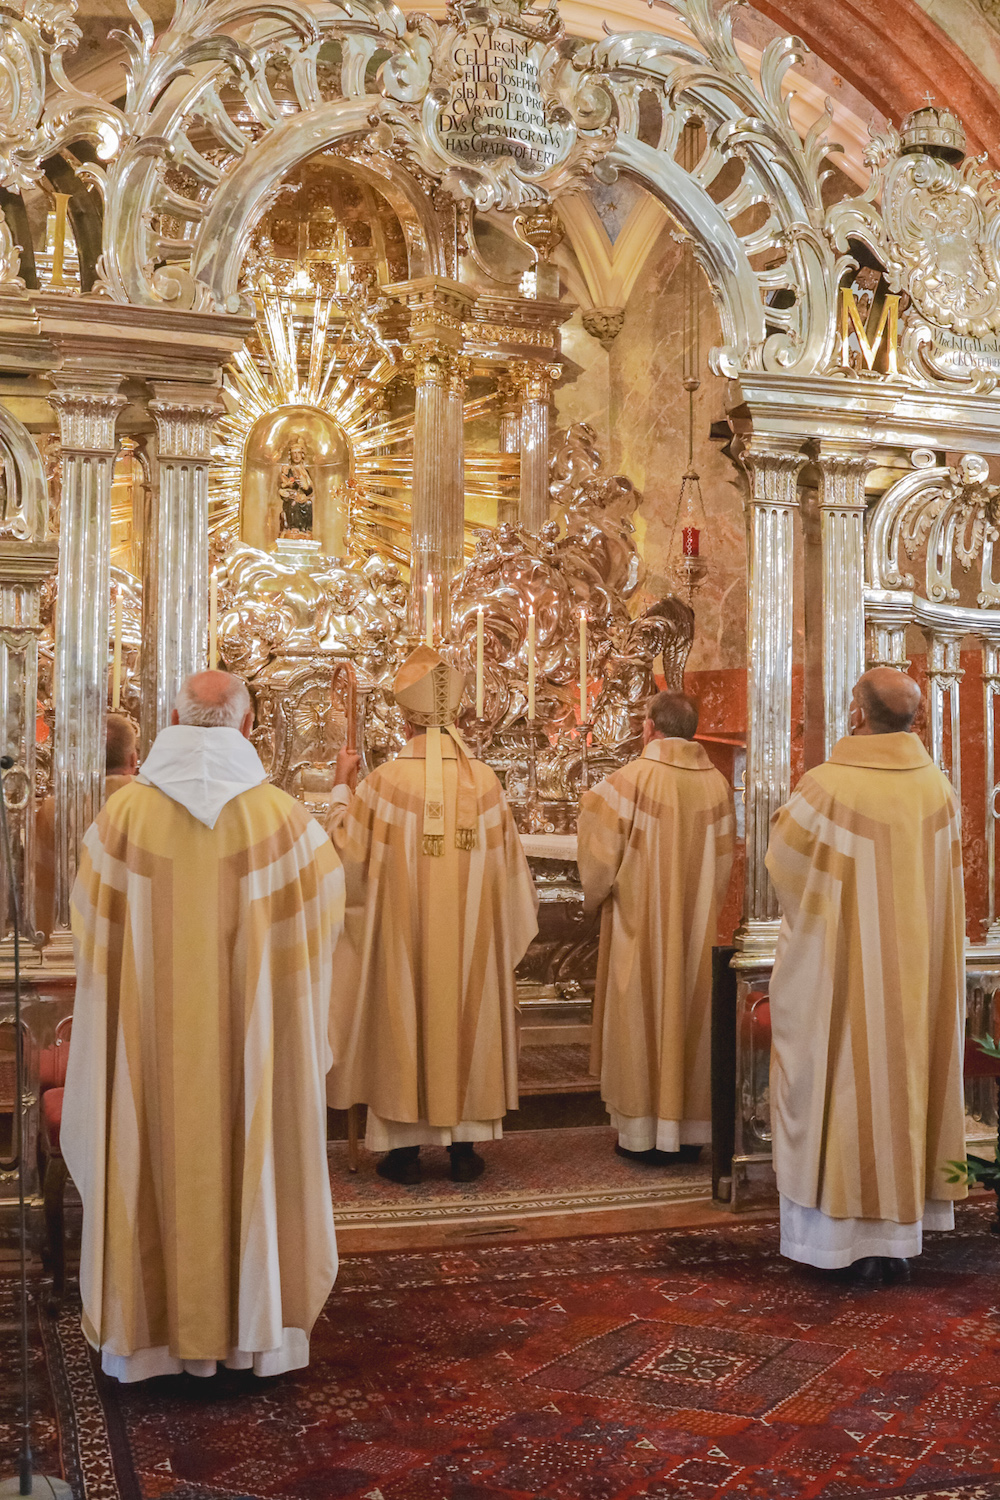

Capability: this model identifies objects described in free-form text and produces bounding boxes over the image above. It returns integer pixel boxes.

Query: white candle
[527,606,536,722]
[476,606,485,718]
[424,575,434,646]
[111,592,122,710]
[579,608,587,723]
[209,568,218,670]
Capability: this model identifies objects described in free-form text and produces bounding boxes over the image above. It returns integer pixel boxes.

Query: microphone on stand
[0,753,71,1497]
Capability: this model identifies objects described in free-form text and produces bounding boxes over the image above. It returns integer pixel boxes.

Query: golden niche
[241,405,351,557]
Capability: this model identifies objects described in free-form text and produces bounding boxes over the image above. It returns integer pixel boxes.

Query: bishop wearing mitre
[766,668,967,1283]
[577,691,735,1162]
[62,671,344,1381]
[327,645,538,1185]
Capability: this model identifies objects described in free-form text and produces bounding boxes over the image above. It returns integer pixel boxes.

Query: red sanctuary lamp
[676,452,708,605]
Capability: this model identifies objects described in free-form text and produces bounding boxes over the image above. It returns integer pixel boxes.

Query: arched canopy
[89,0,842,381]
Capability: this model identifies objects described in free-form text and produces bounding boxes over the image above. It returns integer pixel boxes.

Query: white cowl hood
[138,724,268,829]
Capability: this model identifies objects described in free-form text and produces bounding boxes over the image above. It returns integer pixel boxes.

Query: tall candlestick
[476,606,485,718]
[209,568,218,670]
[111,592,122,710]
[579,608,587,722]
[526,606,536,722]
[50,192,70,288]
[424,575,434,646]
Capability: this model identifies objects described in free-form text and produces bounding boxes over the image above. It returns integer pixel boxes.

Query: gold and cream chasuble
[63,727,344,1380]
[766,732,967,1268]
[326,737,538,1148]
[578,737,735,1152]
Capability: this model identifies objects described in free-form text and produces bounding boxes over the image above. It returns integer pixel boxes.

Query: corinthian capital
[742,443,805,508]
[149,382,226,461]
[403,340,462,387]
[511,359,562,402]
[816,449,872,509]
[48,374,126,455]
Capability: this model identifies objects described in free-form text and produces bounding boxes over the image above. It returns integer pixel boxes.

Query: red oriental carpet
[22,1199,1000,1499]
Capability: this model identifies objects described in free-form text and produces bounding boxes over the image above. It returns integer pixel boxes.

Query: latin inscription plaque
[436,28,562,172]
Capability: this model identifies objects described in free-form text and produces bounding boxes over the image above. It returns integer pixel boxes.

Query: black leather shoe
[851,1256,884,1285]
[376,1146,421,1185]
[615,1144,665,1164]
[882,1257,912,1283]
[448,1143,485,1182]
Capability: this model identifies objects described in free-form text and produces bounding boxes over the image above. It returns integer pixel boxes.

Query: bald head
[172,671,253,736]
[851,667,921,736]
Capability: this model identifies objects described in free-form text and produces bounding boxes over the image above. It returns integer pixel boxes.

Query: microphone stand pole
[0,754,71,1498]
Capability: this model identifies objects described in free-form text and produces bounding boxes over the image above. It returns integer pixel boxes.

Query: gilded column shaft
[519,365,557,535]
[409,348,464,637]
[740,448,802,941]
[146,384,225,741]
[444,359,466,583]
[50,376,126,925]
[497,376,521,528]
[819,454,868,755]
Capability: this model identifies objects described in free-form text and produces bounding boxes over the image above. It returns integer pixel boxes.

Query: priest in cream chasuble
[577,691,735,1161]
[326,645,538,1184]
[62,672,344,1381]
[766,668,967,1280]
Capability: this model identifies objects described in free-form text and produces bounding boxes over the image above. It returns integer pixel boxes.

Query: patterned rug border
[833,1487,1000,1499]
[41,1299,137,1500]
[329,1177,712,1226]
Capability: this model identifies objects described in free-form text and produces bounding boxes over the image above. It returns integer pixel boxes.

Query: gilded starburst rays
[209,282,519,569]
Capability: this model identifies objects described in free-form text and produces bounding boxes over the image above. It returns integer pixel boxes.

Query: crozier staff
[62,671,344,1380]
[326,645,538,1185]
[578,691,734,1163]
[766,667,967,1283]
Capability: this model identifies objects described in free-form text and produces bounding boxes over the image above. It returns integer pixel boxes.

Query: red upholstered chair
[741,992,771,1045]
[37,1015,72,1304]
[963,1033,1000,1231]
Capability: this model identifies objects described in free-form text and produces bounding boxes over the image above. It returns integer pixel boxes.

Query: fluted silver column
[926,629,964,798]
[146,382,225,743]
[983,638,1000,942]
[737,443,803,953]
[49,371,126,925]
[818,451,869,755]
[409,345,465,638]
[519,364,557,534]
[0,542,59,940]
